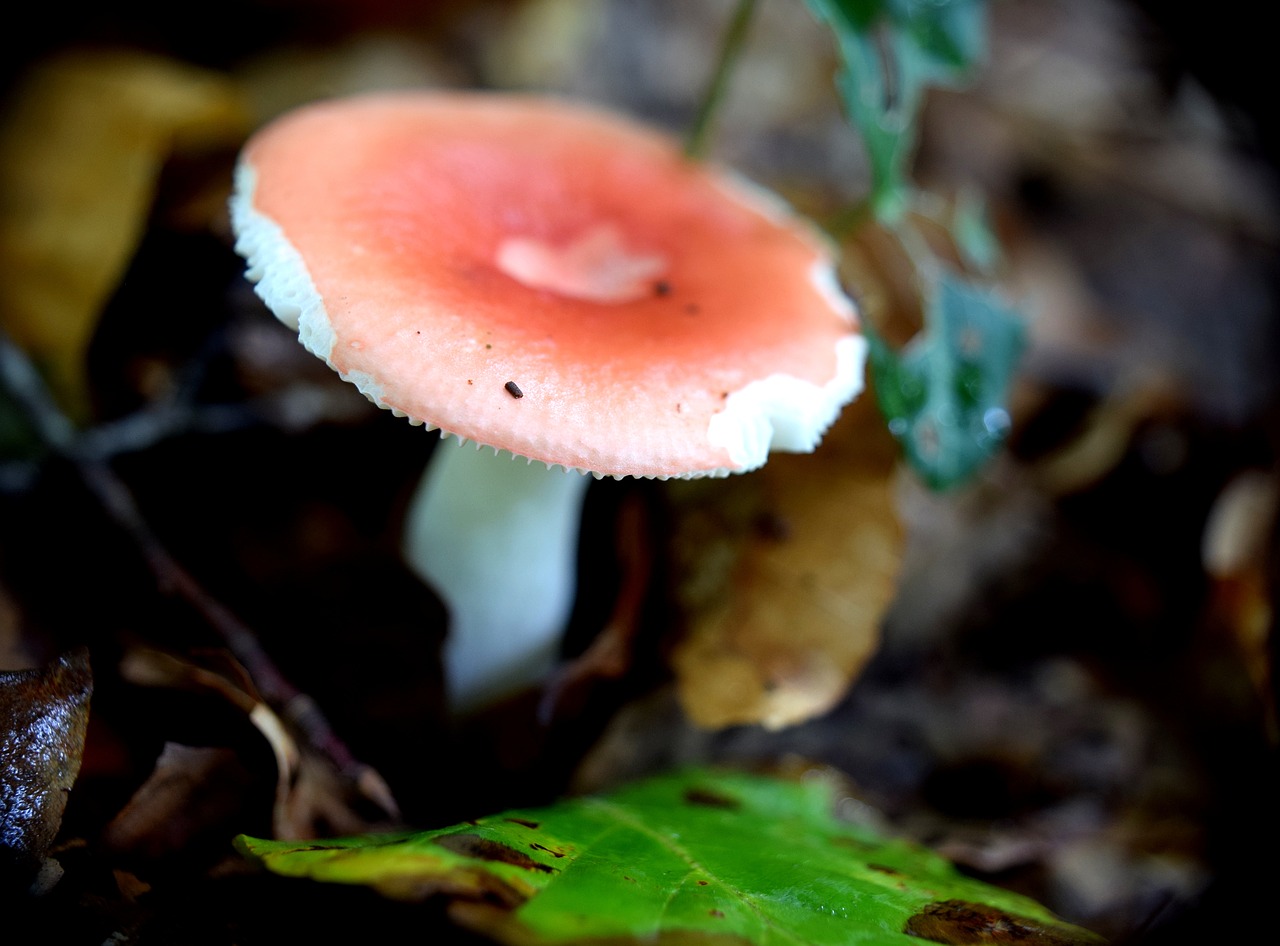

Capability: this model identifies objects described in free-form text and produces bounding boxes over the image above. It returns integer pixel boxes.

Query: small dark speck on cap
[505,381,524,399]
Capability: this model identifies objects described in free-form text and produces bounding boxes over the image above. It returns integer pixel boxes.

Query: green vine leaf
[867,271,1025,491]
[949,189,1001,276]
[237,767,1101,945]
[803,0,986,220]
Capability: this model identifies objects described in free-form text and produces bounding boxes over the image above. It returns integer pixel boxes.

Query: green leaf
[868,272,1025,490]
[949,189,1001,275]
[803,0,986,219]
[237,767,1101,945]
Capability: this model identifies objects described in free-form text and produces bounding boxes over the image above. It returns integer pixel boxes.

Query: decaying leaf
[237,766,1104,946]
[101,743,258,863]
[904,899,1099,946]
[0,647,93,885]
[118,646,399,841]
[667,393,903,731]
[0,50,249,418]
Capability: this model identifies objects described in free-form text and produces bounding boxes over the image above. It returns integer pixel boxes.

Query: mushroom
[230,92,865,715]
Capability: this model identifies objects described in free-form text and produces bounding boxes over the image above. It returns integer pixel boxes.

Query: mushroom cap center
[496,223,667,304]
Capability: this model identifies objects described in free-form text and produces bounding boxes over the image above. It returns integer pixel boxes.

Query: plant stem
[824,197,873,243]
[684,0,759,160]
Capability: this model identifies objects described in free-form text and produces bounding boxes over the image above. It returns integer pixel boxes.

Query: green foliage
[949,189,1001,275]
[238,767,1101,945]
[802,0,985,221]
[867,272,1024,490]
[801,0,1020,490]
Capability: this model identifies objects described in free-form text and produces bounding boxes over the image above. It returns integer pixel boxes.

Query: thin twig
[0,328,397,817]
[684,0,759,161]
[0,331,76,452]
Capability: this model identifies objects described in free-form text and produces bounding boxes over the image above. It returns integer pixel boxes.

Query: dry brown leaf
[101,743,257,862]
[118,645,401,839]
[0,50,249,418]
[668,393,903,731]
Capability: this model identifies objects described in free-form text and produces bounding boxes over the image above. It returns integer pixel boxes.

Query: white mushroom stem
[402,437,591,715]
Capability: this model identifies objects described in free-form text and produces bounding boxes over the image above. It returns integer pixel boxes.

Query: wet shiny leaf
[1,648,93,874]
[238,767,1103,945]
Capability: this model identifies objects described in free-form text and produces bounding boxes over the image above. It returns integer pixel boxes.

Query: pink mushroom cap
[232,92,864,479]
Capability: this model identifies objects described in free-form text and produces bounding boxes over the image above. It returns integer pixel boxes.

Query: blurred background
[2,1,1276,943]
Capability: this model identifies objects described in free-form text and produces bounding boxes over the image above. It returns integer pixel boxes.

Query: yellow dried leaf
[668,393,903,730]
[0,51,249,418]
